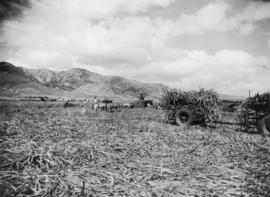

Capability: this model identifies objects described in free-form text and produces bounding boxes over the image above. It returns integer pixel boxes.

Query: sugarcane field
[1,1,270,196]
[0,88,270,197]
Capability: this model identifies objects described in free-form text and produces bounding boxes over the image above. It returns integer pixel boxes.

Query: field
[0,101,270,196]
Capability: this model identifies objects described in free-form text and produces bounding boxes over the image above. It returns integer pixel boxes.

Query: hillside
[0,62,167,99]
[0,62,245,101]
[219,93,245,101]
[0,62,59,96]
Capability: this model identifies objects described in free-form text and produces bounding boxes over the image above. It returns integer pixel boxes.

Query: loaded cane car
[161,88,270,136]
[160,88,221,127]
[236,92,270,135]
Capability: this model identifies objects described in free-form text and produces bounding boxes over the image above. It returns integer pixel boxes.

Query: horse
[92,103,99,112]
[122,102,133,108]
[98,103,107,111]
[106,103,114,112]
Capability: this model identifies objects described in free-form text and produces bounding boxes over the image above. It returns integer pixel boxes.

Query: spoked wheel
[257,114,270,136]
[175,108,193,126]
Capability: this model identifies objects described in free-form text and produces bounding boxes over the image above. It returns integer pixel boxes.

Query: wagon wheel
[257,114,270,136]
[175,108,193,126]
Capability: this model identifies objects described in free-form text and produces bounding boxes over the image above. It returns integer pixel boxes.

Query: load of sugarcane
[236,92,270,133]
[160,88,221,127]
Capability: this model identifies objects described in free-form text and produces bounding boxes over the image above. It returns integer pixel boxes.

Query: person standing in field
[93,97,98,104]
[92,96,99,112]
[81,99,88,115]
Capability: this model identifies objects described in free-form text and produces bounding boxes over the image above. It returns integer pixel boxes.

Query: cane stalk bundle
[160,88,221,126]
[236,92,270,133]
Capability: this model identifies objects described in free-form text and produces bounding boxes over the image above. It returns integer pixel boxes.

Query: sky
[0,0,270,96]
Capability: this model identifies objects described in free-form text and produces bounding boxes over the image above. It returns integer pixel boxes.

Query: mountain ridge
[0,62,167,99]
[0,62,245,101]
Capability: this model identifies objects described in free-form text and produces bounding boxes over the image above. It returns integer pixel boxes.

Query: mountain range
[0,62,245,101]
[0,62,167,100]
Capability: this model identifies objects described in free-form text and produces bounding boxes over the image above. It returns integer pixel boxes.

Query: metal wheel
[175,108,193,126]
[257,114,270,136]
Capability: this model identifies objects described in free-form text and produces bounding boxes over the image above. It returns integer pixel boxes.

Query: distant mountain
[22,68,101,91]
[0,62,167,99]
[0,62,59,96]
[0,62,245,101]
[219,93,245,101]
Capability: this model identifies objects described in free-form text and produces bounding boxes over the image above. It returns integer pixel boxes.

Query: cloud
[249,0,270,2]
[3,0,269,66]
[0,0,31,25]
[1,0,270,96]
[127,50,270,96]
[173,1,231,35]
[23,0,175,22]
[173,1,270,35]
[4,15,174,69]
[2,0,176,68]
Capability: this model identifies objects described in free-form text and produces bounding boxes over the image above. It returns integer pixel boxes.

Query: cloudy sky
[0,0,270,96]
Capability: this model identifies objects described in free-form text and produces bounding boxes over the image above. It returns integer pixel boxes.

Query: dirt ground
[0,101,270,196]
